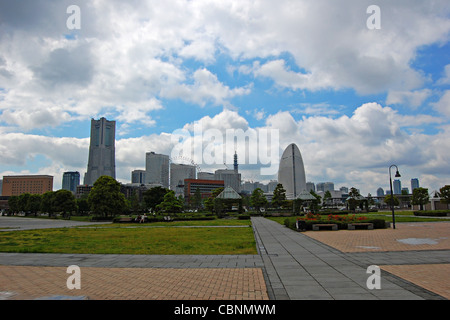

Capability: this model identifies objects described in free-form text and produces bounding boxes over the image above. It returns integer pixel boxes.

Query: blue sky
[0,0,449,195]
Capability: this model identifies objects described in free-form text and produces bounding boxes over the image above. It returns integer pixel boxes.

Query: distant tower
[411,178,419,192]
[278,143,307,200]
[234,151,238,173]
[62,171,80,194]
[84,118,116,186]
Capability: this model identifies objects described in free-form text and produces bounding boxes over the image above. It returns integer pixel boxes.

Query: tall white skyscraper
[145,152,169,188]
[278,143,307,200]
[84,118,116,186]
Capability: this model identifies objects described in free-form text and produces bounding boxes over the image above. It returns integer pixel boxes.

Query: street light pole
[389,165,401,230]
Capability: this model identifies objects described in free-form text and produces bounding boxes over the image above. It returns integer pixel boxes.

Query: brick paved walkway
[304,222,450,252]
[0,266,268,300]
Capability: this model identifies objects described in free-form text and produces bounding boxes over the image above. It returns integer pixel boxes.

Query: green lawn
[0,224,257,255]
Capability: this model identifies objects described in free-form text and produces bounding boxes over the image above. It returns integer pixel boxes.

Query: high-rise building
[411,178,420,192]
[339,186,349,194]
[316,182,334,193]
[145,152,169,188]
[2,175,53,196]
[393,179,402,195]
[170,163,196,197]
[278,143,307,200]
[131,170,146,184]
[62,172,80,194]
[184,179,225,203]
[377,187,385,197]
[84,117,116,186]
[215,169,241,193]
[306,182,315,192]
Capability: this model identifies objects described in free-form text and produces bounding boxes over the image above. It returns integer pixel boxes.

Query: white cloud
[386,89,432,108]
[431,90,450,117]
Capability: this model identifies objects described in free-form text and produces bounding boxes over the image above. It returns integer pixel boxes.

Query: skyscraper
[145,152,169,188]
[278,143,307,200]
[131,170,146,184]
[411,178,420,192]
[84,118,116,186]
[170,163,196,196]
[377,187,385,197]
[62,172,80,194]
[393,179,402,195]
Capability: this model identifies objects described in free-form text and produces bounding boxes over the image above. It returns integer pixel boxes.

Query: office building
[84,117,116,186]
[306,182,315,192]
[278,143,307,200]
[2,175,53,196]
[316,182,335,193]
[411,178,420,192]
[145,152,170,188]
[393,179,402,195]
[377,187,385,197]
[184,179,225,203]
[215,169,241,193]
[198,172,215,180]
[62,172,80,194]
[131,170,146,184]
[170,163,196,197]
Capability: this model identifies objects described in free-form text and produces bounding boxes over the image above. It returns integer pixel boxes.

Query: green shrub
[413,210,450,217]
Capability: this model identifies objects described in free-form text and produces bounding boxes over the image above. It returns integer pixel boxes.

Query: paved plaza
[0,216,449,300]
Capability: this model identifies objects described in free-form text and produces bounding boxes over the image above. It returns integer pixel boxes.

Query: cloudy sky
[0,0,449,195]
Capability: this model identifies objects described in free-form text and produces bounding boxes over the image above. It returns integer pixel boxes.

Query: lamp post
[389,165,401,229]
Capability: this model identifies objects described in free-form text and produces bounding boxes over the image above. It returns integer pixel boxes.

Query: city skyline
[0,1,449,196]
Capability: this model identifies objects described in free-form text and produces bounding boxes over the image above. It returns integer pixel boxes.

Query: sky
[0,0,449,196]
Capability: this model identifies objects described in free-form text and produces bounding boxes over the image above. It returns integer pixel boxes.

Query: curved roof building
[278,143,307,200]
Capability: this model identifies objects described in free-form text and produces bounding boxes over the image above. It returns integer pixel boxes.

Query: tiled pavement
[0,217,449,300]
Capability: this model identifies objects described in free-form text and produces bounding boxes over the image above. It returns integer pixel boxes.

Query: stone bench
[348,223,373,230]
[312,224,338,231]
[117,217,133,223]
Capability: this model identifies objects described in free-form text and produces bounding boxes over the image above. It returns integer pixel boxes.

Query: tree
[411,187,429,211]
[143,186,169,212]
[53,189,77,218]
[156,190,183,214]
[384,194,399,207]
[347,187,361,211]
[440,185,450,205]
[18,193,31,214]
[76,196,90,216]
[28,194,42,216]
[192,187,202,210]
[271,184,286,208]
[7,196,20,213]
[250,188,268,212]
[309,191,322,213]
[88,176,126,217]
[41,191,56,217]
[323,190,332,207]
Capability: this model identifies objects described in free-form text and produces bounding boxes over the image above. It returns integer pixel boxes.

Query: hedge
[413,210,450,217]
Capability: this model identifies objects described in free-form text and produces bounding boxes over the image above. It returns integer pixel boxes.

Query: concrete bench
[118,217,133,223]
[312,224,338,231]
[348,223,373,230]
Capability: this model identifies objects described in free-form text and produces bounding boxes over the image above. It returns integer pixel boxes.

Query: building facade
[184,179,225,203]
[411,178,420,192]
[84,117,116,186]
[170,163,196,197]
[2,175,53,196]
[214,169,241,193]
[131,170,146,184]
[145,152,170,188]
[393,179,402,195]
[62,171,80,194]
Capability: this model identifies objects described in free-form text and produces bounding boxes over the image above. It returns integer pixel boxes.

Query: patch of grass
[0,226,257,255]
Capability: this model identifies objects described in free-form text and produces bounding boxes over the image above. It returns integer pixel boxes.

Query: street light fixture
[389,165,401,229]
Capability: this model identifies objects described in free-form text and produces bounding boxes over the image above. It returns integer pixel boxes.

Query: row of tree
[384,186,450,210]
